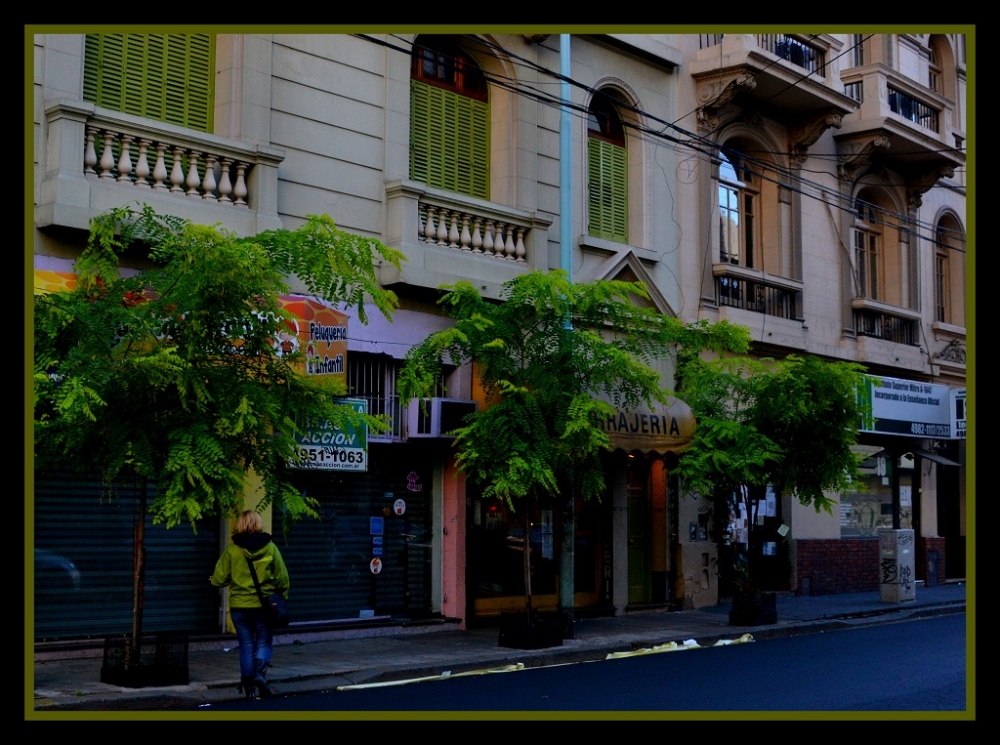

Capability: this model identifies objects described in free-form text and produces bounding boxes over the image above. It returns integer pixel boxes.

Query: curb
[33,601,965,712]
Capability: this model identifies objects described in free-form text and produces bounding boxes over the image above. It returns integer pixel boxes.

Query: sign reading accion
[288,398,369,471]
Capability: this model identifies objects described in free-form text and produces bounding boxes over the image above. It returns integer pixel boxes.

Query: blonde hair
[234,510,263,535]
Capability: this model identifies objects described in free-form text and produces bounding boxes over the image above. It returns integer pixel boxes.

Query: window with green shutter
[83,34,215,133]
[409,37,489,200]
[587,92,628,243]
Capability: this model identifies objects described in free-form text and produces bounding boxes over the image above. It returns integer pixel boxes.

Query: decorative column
[134,139,151,188]
[217,158,233,204]
[185,151,202,197]
[151,143,169,190]
[116,134,134,183]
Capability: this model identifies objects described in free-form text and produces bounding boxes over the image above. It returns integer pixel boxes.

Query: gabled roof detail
[576,247,677,318]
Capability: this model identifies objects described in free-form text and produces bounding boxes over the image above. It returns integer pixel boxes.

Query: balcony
[383,180,552,300]
[712,264,803,320]
[835,66,964,184]
[36,100,285,237]
[851,298,920,346]
[690,34,856,125]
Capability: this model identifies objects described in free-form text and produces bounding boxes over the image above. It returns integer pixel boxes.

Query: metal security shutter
[34,471,221,642]
[276,443,434,622]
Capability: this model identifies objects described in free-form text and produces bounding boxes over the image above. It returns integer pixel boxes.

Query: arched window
[717,150,759,268]
[934,214,965,327]
[587,91,628,243]
[852,199,882,300]
[409,36,489,200]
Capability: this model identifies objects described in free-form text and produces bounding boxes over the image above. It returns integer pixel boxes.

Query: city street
[194,614,966,714]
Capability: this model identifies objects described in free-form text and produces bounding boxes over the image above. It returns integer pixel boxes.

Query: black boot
[253,658,276,698]
[237,675,256,700]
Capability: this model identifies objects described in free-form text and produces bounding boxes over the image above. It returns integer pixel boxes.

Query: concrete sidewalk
[31,581,967,713]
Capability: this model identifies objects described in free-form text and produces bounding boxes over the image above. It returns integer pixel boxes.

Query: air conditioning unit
[405,397,478,438]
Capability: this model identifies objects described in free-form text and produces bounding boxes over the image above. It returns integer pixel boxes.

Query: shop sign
[592,395,695,453]
[276,295,348,391]
[858,375,955,438]
[289,398,369,471]
[952,388,966,439]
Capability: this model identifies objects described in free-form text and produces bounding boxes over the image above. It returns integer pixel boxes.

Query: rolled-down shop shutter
[33,471,220,642]
[276,442,434,623]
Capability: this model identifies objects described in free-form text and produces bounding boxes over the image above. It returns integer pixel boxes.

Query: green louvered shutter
[410,80,489,200]
[587,138,628,243]
[83,33,214,133]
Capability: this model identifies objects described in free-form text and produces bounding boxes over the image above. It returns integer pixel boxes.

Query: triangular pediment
[577,248,677,317]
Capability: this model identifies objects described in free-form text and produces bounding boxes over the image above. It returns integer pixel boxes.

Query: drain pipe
[557,33,576,637]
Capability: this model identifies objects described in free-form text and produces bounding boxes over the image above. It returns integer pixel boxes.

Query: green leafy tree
[398,270,751,620]
[673,353,870,598]
[33,204,404,666]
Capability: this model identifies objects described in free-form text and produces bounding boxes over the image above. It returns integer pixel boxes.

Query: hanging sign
[288,398,369,471]
[370,558,383,575]
[592,395,695,454]
[276,295,348,391]
[393,499,406,516]
[858,375,955,438]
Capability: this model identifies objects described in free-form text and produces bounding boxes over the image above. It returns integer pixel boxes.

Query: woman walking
[211,510,290,699]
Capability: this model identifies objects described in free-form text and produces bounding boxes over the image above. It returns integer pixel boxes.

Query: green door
[627,483,651,605]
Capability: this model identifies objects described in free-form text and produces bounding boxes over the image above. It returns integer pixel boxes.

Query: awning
[596,396,696,455]
[910,447,962,467]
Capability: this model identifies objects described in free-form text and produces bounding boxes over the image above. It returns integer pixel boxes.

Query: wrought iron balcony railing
[853,308,919,345]
[887,86,939,133]
[697,33,825,76]
[715,275,799,320]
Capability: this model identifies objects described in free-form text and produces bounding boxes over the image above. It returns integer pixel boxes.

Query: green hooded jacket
[211,531,290,609]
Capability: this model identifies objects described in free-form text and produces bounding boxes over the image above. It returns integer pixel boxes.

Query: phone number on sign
[291,446,367,470]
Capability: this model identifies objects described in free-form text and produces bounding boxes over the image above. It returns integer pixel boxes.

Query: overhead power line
[353,32,967,252]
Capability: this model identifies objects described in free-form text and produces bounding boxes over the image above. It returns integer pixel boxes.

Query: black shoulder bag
[245,554,290,629]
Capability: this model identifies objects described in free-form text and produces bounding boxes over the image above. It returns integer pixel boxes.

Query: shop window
[841,454,913,537]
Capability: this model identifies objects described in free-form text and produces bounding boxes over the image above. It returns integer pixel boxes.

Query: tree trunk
[127,479,147,669]
[558,477,575,631]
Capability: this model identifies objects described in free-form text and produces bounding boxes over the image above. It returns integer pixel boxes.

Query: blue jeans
[230,608,273,677]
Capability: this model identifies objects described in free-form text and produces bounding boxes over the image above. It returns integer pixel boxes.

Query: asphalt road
[193,613,968,714]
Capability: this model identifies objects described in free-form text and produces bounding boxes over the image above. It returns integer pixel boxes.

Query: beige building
[31,31,968,641]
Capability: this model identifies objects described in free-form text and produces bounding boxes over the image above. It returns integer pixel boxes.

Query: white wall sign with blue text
[859,375,957,438]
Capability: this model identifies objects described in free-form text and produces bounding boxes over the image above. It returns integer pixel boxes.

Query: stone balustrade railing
[85,125,251,205]
[418,202,527,262]
[38,100,285,236]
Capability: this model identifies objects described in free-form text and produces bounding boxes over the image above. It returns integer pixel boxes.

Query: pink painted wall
[440,456,467,628]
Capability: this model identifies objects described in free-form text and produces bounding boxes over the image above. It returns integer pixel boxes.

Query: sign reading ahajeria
[593,396,695,453]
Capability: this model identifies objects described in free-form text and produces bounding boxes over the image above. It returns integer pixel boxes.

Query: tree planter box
[497,612,564,649]
[100,633,189,687]
[728,591,777,626]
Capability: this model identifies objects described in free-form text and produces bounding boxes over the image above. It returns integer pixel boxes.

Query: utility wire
[355,32,967,252]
